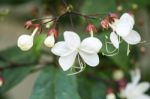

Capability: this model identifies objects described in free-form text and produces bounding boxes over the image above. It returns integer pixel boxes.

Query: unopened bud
[101,19,109,29]
[106,93,116,99]
[106,88,116,99]
[48,28,58,38]
[17,35,33,51]
[113,69,124,81]
[0,76,4,87]
[132,3,138,10]
[25,21,33,29]
[44,34,55,48]
[117,5,123,11]
[86,23,97,33]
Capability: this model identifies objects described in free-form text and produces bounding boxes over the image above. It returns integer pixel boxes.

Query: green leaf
[33,34,47,56]
[30,67,81,99]
[0,66,34,93]
[0,46,37,64]
[78,77,92,99]
[0,46,38,93]
[55,70,80,99]
[30,67,55,99]
[91,82,107,99]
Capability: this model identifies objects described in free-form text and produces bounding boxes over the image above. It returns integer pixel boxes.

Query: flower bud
[113,69,124,81]
[44,34,55,48]
[25,20,33,29]
[48,28,58,38]
[117,5,123,11]
[17,35,33,51]
[132,3,138,10]
[0,76,4,87]
[106,88,116,99]
[101,19,109,29]
[106,93,116,99]
[86,23,97,33]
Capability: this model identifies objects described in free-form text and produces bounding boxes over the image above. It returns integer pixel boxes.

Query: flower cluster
[17,13,142,74]
[101,13,141,55]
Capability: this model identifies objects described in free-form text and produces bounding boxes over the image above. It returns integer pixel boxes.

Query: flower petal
[79,51,99,67]
[110,32,119,49]
[80,37,102,53]
[136,95,150,99]
[136,82,150,93]
[130,68,141,84]
[120,13,135,26]
[51,41,73,56]
[64,31,81,50]
[59,51,77,71]
[115,19,133,37]
[123,30,141,45]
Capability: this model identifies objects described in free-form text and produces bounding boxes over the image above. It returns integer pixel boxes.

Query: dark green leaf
[30,67,55,99]
[30,67,81,99]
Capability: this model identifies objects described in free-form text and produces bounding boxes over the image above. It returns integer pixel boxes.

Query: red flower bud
[108,13,119,22]
[100,19,110,29]
[24,20,33,29]
[86,23,97,33]
[117,79,127,90]
[48,28,58,38]
[107,87,114,94]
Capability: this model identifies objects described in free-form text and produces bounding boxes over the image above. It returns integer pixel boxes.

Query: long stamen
[68,54,86,75]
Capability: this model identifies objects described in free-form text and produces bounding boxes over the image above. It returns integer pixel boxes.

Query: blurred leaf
[0,46,37,64]
[80,0,116,26]
[81,0,116,13]
[78,77,92,99]
[33,34,47,56]
[91,82,107,99]
[0,66,34,93]
[30,67,81,99]
[55,70,81,99]
[30,66,55,99]
[0,46,38,93]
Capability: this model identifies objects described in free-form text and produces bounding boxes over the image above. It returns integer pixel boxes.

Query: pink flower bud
[86,23,97,33]
[100,19,109,29]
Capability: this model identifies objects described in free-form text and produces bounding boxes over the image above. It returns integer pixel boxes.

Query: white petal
[130,68,141,84]
[110,32,119,49]
[59,51,77,71]
[136,82,150,93]
[79,51,99,67]
[51,41,73,56]
[123,30,141,45]
[17,35,33,51]
[80,37,102,53]
[136,95,150,99]
[64,31,81,50]
[120,13,135,26]
[115,19,133,37]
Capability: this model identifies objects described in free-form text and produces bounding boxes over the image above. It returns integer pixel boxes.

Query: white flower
[44,34,55,48]
[121,69,150,99]
[109,13,141,49]
[106,93,116,99]
[17,27,38,51]
[51,31,102,71]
